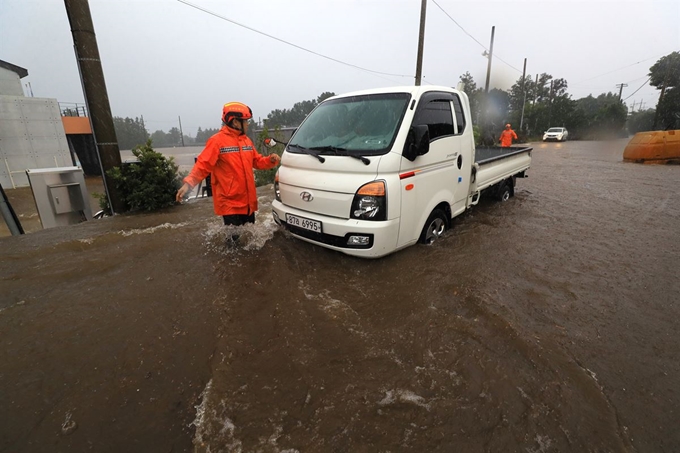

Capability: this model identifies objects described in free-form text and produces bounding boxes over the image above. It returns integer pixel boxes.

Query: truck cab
[271,85,531,258]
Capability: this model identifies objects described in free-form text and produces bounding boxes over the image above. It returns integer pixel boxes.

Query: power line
[622,77,651,101]
[431,0,522,73]
[571,52,674,85]
[625,74,652,85]
[176,0,412,79]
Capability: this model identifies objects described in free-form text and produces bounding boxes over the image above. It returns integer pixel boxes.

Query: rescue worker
[176,102,280,226]
[499,123,518,148]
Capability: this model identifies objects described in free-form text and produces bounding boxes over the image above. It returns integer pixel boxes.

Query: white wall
[0,96,72,188]
[0,67,24,97]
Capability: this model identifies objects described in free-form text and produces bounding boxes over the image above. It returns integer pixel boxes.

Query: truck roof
[326,85,459,100]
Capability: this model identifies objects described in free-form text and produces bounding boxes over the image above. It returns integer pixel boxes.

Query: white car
[543,127,568,142]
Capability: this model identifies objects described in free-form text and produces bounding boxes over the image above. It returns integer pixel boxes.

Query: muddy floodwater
[1,139,678,452]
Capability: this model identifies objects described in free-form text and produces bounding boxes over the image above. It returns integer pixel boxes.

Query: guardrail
[59,102,88,118]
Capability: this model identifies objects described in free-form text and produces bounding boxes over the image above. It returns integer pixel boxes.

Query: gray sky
[2,0,678,136]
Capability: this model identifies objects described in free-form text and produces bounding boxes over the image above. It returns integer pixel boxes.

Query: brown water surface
[1,139,678,452]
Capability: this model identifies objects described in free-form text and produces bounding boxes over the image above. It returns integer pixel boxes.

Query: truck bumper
[272,200,400,258]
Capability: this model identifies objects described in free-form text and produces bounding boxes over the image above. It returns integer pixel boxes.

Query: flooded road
[1,139,679,452]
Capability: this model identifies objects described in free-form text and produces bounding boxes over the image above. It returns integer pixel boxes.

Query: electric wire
[571,52,675,85]
[431,0,522,73]
[176,0,412,79]
[622,77,651,101]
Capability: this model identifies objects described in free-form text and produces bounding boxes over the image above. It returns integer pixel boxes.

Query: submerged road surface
[1,138,678,452]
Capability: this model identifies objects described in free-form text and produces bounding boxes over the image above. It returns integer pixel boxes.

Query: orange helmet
[222,102,253,125]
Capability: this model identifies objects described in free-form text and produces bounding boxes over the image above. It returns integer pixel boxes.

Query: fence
[59,102,88,118]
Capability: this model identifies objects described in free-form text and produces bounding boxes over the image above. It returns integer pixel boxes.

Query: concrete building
[0,59,80,188]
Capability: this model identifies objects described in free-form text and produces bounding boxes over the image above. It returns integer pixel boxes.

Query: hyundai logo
[300,191,314,202]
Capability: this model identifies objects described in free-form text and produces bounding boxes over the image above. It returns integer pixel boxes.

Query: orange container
[623,130,680,164]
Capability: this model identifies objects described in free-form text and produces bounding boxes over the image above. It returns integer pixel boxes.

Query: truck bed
[475,146,532,164]
[474,146,532,192]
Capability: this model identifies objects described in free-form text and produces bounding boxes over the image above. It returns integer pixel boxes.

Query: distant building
[0,59,98,189]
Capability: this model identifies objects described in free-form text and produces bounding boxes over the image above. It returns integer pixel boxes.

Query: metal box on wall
[26,166,92,229]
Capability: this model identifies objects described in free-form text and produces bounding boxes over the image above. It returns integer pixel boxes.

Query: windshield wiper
[288,143,325,163]
[309,146,371,165]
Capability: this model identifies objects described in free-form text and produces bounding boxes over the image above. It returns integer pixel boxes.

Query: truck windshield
[288,93,411,156]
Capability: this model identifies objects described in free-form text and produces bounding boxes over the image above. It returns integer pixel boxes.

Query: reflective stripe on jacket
[499,129,518,147]
[184,126,276,216]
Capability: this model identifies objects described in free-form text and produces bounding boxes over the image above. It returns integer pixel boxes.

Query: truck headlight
[350,181,386,221]
[274,171,281,202]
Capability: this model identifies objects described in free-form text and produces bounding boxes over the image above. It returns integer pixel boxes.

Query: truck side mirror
[403,125,430,162]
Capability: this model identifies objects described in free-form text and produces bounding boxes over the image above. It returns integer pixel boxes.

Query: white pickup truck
[270,85,532,258]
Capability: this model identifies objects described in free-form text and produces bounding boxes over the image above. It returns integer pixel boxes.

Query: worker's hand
[269,154,281,165]
[176,183,191,202]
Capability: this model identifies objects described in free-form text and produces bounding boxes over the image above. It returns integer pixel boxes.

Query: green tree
[459,72,482,123]
[508,73,574,138]
[627,109,656,134]
[150,130,170,147]
[167,127,182,146]
[195,127,219,144]
[265,92,336,128]
[571,93,627,139]
[113,116,149,151]
[649,52,680,129]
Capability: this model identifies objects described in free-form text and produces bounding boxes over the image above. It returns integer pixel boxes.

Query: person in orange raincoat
[499,123,518,148]
[176,102,280,226]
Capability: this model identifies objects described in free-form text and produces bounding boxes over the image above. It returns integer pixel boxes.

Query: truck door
[397,92,462,247]
[450,93,470,216]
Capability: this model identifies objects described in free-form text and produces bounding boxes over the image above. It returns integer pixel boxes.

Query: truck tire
[419,209,448,245]
[497,181,512,202]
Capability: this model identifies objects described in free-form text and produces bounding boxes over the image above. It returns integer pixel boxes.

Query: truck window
[413,99,454,141]
[452,94,466,135]
[289,93,411,156]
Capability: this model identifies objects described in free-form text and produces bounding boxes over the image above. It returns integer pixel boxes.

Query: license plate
[286,214,322,233]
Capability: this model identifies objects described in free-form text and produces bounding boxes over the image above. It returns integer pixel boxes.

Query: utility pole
[414,0,427,86]
[616,83,628,100]
[519,58,527,131]
[484,26,495,94]
[178,116,185,147]
[64,0,125,213]
[0,183,24,236]
[547,79,554,126]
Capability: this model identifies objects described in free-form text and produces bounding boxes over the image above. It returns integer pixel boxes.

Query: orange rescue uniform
[183,126,277,216]
[499,129,518,148]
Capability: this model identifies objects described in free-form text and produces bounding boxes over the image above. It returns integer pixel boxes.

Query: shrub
[107,140,182,211]
[92,191,111,215]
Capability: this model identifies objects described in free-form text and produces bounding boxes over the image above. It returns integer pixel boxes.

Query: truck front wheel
[419,209,448,245]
